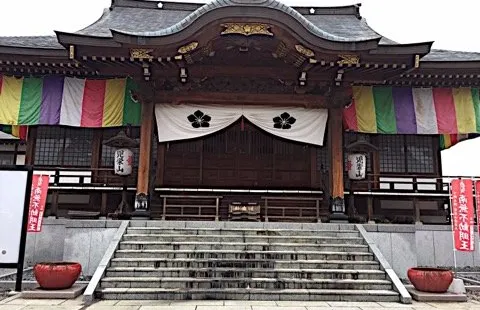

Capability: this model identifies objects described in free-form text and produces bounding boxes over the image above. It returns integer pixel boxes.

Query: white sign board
[0,170,29,264]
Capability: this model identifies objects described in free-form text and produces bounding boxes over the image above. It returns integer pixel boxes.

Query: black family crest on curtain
[273,112,296,129]
[187,110,211,128]
[156,104,328,145]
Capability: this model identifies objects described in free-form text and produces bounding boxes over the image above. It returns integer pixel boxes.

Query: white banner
[155,104,328,146]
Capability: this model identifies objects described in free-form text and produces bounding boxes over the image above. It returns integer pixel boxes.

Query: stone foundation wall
[22,219,121,276]
[5,220,474,279]
[365,224,480,279]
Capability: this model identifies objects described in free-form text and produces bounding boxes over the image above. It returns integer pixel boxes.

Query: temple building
[2,0,480,223]
[4,0,480,302]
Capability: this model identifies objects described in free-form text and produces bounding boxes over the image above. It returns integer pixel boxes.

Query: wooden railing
[345,174,469,224]
[159,195,222,221]
[31,167,473,224]
[262,196,323,223]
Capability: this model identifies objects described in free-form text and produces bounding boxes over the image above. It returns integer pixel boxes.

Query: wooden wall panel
[163,121,317,189]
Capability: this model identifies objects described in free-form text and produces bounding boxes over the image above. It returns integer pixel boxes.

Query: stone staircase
[97,222,400,301]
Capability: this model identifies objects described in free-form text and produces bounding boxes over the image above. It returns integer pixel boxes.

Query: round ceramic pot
[33,262,82,290]
[407,267,454,293]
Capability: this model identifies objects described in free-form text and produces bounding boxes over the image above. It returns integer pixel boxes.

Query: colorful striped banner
[440,133,480,149]
[0,76,140,127]
[0,125,28,140]
[344,86,480,134]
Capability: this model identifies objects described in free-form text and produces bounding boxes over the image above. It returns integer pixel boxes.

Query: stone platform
[407,286,468,302]
[20,283,86,299]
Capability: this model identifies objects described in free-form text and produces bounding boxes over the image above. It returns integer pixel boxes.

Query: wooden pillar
[25,126,37,165]
[134,100,154,211]
[328,106,348,221]
[90,130,103,215]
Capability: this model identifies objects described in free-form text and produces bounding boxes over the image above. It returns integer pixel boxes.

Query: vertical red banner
[450,179,475,251]
[27,174,50,233]
[476,181,480,237]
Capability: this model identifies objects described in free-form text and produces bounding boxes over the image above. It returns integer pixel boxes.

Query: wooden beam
[158,91,327,107]
[135,100,154,211]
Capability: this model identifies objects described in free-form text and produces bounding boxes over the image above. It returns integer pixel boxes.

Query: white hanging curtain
[155,104,328,146]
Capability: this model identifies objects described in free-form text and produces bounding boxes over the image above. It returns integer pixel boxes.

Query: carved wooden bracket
[130,49,154,60]
[221,23,273,36]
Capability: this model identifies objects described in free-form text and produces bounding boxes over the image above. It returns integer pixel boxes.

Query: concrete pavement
[2,296,480,310]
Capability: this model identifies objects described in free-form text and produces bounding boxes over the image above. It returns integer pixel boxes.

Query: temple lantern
[347,153,366,180]
[103,129,139,176]
[114,148,133,176]
[103,129,139,217]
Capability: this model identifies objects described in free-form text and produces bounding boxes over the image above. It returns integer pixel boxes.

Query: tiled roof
[422,49,480,62]
[0,36,63,49]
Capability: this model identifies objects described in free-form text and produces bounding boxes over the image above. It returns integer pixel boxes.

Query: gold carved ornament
[221,23,273,36]
[69,45,75,60]
[178,42,199,54]
[337,54,360,65]
[130,48,154,60]
[295,44,315,58]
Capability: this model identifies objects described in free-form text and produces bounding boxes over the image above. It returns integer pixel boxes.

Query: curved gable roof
[75,0,389,44]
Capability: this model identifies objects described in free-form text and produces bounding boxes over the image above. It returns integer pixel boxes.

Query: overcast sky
[1,0,479,176]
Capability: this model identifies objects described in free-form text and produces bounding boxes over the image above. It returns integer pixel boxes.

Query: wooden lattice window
[405,135,435,174]
[377,135,406,173]
[377,134,436,174]
[35,126,93,167]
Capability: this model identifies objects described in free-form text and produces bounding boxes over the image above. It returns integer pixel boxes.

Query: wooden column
[328,107,346,216]
[135,100,154,211]
[90,130,104,215]
[25,126,37,165]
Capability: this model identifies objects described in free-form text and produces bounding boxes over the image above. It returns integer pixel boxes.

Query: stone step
[100,276,392,290]
[109,258,381,269]
[114,249,375,261]
[105,267,386,280]
[118,241,370,252]
[98,287,399,302]
[130,222,356,230]
[122,234,365,244]
[126,227,359,237]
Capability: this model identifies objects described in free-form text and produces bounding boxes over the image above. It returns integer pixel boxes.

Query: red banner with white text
[27,175,49,233]
[476,181,480,236]
[450,179,475,252]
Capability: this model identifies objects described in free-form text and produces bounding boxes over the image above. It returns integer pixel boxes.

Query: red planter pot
[407,267,454,293]
[33,262,82,290]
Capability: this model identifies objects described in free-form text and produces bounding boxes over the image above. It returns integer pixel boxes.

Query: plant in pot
[407,267,454,293]
[33,262,82,290]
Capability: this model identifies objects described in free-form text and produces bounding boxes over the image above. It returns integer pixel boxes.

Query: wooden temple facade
[1,0,480,223]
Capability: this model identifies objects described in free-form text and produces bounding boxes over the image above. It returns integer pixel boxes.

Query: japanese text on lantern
[115,149,124,174]
[450,179,474,252]
[27,175,49,233]
[355,156,364,178]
